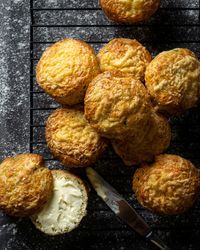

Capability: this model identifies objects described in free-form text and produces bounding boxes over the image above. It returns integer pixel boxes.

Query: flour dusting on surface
[0,0,30,159]
[0,0,200,249]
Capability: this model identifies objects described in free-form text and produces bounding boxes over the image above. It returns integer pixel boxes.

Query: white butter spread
[33,177,83,235]
[86,168,108,201]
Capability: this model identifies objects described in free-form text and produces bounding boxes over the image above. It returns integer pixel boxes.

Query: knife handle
[146,231,170,250]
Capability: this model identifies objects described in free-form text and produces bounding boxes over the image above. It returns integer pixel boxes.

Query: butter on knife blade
[86,167,108,201]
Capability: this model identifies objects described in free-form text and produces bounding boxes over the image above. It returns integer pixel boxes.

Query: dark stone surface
[0,0,30,249]
[0,0,200,249]
[0,0,30,159]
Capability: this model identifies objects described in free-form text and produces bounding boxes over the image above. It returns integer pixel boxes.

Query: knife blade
[86,167,170,250]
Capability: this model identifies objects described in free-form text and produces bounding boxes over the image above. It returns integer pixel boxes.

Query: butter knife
[86,167,170,250]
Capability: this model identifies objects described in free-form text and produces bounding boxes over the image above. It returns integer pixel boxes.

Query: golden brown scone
[97,38,152,82]
[0,154,53,217]
[36,39,100,105]
[100,0,160,23]
[84,71,152,139]
[31,170,88,235]
[46,107,108,167]
[145,48,200,114]
[112,112,171,165]
[132,154,200,215]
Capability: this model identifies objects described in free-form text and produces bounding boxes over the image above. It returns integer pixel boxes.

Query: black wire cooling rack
[29,0,200,249]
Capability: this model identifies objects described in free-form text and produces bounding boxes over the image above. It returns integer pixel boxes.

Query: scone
[132,154,200,215]
[84,71,152,139]
[97,38,152,82]
[36,39,100,105]
[112,112,171,165]
[46,107,107,167]
[0,154,53,217]
[31,170,88,235]
[100,0,160,23]
[145,48,200,114]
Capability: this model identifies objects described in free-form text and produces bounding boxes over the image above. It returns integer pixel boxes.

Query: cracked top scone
[31,170,88,235]
[112,112,171,165]
[132,154,200,215]
[145,48,200,114]
[0,154,53,217]
[46,107,107,167]
[97,38,152,82]
[84,71,152,139]
[100,0,160,23]
[36,39,100,105]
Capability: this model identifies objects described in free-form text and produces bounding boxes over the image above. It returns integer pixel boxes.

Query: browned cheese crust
[100,0,160,23]
[97,38,152,82]
[112,112,171,165]
[45,107,108,167]
[132,154,200,215]
[36,39,100,105]
[0,154,53,217]
[145,48,200,114]
[84,71,152,139]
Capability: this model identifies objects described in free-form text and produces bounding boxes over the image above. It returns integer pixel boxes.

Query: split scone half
[97,38,152,82]
[0,154,53,217]
[46,107,108,167]
[145,48,200,114]
[84,71,153,140]
[31,170,88,235]
[36,39,100,105]
[100,0,160,23]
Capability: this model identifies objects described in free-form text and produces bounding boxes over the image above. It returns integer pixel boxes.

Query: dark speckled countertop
[0,0,200,249]
[0,0,30,249]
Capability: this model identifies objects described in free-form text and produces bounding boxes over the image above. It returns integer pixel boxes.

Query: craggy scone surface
[145,48,200,114]
[84,71,152,139]
[36,39,100,105]
[112,112,171,165]
[0,154,53,217]
[46,107,107,167]
[133,154,200,215]
[100,0,160,23]
[97,38,152,82]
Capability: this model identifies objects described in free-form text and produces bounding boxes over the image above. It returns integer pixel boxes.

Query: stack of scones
[1,0,200,236]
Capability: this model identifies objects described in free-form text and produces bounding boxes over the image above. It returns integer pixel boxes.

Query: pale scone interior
[31,170,88,235]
